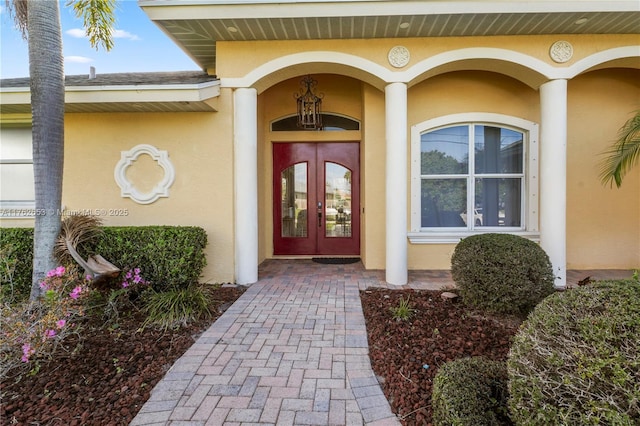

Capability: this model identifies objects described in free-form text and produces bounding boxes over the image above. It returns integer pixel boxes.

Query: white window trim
[0,125,35,219]
[408,112,539,244]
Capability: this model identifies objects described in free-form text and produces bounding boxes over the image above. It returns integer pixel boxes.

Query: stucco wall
[3,34,638,281]
[566,68,640,268]
[216,35,640,90]
[215,34,638,272]
[61,96,236,284]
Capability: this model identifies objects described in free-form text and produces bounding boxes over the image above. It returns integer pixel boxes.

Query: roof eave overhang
[138,0,640,73]
[0,80,220,114]
[139,0,640,19]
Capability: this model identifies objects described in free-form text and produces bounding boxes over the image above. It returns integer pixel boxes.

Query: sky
[0,0,201,79]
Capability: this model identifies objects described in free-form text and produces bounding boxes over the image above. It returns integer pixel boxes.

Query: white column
[539,79,567,288]
[234,88,258,285]
[385,82,408,285]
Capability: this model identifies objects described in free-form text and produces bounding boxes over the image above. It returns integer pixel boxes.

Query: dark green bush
[451,233,555,315]
[92,226,207,292]
[0,228,34,303]
[0,226,207,297]
[507,280,640,425]
[432,357,511,426]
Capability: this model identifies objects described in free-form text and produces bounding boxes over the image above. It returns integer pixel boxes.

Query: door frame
[272,141,360,256]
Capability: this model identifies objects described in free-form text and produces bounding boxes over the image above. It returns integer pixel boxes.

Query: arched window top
[409,112,540,242]
[271,113,360,132]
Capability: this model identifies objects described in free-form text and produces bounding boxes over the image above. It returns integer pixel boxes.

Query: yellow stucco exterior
[2,30,639,283]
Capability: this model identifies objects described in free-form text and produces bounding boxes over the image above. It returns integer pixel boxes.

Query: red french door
[273,142,360,256]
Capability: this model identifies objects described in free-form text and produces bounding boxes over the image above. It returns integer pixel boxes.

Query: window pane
[421,179,467,227]
[421,126,469,175]
[0,164,35,200]
[271,114,359,131]
[281,163,307,237]
[325,162,352,238]
[0,128,32,159]
[474,126,523,174]
[475,178,522,227]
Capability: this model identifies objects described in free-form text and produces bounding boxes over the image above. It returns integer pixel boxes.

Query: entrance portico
[134,1,640,287]
[228,33,638,286]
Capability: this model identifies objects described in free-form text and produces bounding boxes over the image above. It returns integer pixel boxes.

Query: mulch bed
[0,286,245,426]
[2,286,521,426]
[361,288,522,425]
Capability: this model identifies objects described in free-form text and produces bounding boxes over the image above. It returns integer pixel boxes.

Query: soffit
[139,0,640,71]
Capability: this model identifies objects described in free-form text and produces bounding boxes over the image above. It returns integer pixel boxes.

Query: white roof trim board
[139,0,640,71]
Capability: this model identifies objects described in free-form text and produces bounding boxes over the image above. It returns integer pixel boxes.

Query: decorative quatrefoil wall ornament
[114,144,175,205]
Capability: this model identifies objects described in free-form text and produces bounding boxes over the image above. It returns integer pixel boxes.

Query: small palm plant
[599,110,640,188]
[390,296,416,321]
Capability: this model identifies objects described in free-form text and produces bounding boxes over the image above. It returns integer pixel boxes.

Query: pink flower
[69,286,82,300]
[125,271,133,280]
[45,329,57,338]
[46,266,66,278]
[133,275,142,284]
[134,268,141,275]
[121,281,129,288]
[21,343,34,362]
[39,281,49,290]
[56,319,66,329]
[85,275,93,281]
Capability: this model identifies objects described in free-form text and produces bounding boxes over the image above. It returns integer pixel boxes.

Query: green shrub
[0,228,34,303]
[0,226,207,297]
[92,226,207,292]
[507,280,640,425]
[450,233,555,315]
[432,357,511,426]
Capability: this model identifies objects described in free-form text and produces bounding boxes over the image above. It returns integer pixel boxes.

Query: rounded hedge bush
[508,280,640,425]
[432,357,510,426]
[451,233,555,315]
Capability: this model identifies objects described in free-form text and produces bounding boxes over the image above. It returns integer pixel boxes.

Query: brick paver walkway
[130,260,633,425]
[130,260,401,425]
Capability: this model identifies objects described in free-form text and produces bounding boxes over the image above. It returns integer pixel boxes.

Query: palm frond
[599,111,640,188]
[54,214,103,264]
[5,0,28,39]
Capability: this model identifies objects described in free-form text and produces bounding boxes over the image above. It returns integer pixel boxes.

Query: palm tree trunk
[27,0,65,300]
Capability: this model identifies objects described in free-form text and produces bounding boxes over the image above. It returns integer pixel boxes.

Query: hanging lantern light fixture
[295,75,323,130]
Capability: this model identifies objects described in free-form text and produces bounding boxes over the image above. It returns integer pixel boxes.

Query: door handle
[318,210,322,227]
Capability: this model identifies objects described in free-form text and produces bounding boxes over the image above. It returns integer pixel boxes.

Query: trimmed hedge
[432,356,511,426]
[93,227,207,292]
[0,226,207,298]
[508,280,640,425]
[0,228,34,302]
[451,233,555,315]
